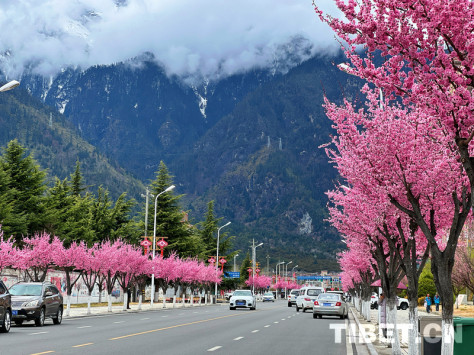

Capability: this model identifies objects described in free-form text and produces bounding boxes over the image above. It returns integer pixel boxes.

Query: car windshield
[307,289,322,297]
[9,284,42,296]
[291,290,299,295]
[233,290,252,296]
[318,294,340,301]
[264,292,273,296]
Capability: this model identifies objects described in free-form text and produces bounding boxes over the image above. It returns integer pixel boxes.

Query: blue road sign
[224,272,240,279]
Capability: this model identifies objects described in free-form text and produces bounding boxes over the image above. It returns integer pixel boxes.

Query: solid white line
[207,346,222,352]
[252,330,259,333]
[233,337,244,340]
[29,331,48,335]
[77,326,91,329]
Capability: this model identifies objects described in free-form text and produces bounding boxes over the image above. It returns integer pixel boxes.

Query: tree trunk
[386,296,402,354]
[87,291,92,315]
[107,292,113,312]
[66,294,72,317]
[432,255,455,355]
[123,291,128,311]
[407,299,419,355]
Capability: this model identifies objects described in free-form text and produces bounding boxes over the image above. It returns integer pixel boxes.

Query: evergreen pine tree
[148,161,197,257]
[0,140,47,241]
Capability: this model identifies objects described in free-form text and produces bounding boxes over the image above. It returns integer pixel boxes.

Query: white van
[295,286,325,312]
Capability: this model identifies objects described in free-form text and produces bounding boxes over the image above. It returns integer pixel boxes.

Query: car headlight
[23,300,39,307]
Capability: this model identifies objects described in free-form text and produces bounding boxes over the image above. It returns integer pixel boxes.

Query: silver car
[313,293,348,319]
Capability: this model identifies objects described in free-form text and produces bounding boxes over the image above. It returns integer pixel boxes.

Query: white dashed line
[252,330,259,333]
[29,331,48,335]
[77,326,91,329]
[274,321,279,324]
[140,318,150,320]
[114,321,125,324]
[234,337,244,340]
[281,318,286,321]
[264,325,271,328]
[208,346,222,352]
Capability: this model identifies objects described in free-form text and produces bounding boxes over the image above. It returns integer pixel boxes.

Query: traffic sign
[223,272,240,279]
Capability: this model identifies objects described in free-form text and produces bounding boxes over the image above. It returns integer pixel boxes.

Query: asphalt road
[1,300,352,355]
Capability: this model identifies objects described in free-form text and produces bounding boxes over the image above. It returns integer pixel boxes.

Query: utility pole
[266,254,270,275]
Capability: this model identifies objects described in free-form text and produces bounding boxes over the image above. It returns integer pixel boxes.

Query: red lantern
[156,238,168,257]
[140,237,152,255]
[219,258,227,271]
[255,268,260,276]
[208,257,216,264]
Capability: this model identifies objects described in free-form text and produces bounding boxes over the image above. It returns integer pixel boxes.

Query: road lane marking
[72,343,94,348]
[77,326,91,329]
[208,346,222,352]
[264,325,271,328]
[274,321,279,324]
[114,321,125,324]
[109,313,247,340]
[233,337,244,340]
[29,332,48,335]
[30,352,54,355]
[281,318,286,321]
[140,318,150,320]
[251,330,259,333]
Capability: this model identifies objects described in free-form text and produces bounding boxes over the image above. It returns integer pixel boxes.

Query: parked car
[224,292,233,301]
[229,290,256,310]
[287,289,300,307]
[9,282,63,327]
[0,280,11,333]
[313,292,349,319]
[262,292,275,302]
[370,293,409,310]
[295,286,324,312]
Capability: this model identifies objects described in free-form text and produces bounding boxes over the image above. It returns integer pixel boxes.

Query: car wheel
[288,302,292,307]
[0,310,11,333]
[53,307,63,325]
[230,307,235,310]
[296,305,300,312]
[313,313,317,319]
[302,307,306,313]
[400,303,408,310]
[35,308,45,327]
[340,314,344,319]
[14,320,23,326]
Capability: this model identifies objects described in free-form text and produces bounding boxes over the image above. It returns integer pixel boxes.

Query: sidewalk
[350,304,440,354]
[64,300,215,317]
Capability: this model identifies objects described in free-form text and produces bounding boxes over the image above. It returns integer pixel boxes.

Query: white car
[295,286,325,312]
[229,290,257,310]
[288,289,300,307]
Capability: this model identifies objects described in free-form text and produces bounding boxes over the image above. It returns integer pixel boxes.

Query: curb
[350,307,378,355]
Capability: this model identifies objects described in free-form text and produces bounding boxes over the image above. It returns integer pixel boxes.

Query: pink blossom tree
[316,3,474,353]
[0,229,15,274]
[115,243,147,311]
[15,233,62,282]
[53,241,87,316]
[76,243,101,315]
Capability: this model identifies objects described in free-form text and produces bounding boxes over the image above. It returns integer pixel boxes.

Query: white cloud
[0,0,341,80]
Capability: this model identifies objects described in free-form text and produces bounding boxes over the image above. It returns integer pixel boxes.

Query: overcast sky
[0,0,340,80]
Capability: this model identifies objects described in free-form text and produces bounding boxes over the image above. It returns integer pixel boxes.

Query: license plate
[12,310,18,315]
[236,302,245,305]
[323,303,332,307]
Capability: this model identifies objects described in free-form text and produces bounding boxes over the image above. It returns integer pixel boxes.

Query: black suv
[9,282,63,327]
[0,280,11,333]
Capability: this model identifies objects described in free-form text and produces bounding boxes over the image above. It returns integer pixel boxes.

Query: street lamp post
[284,261,292,298]
[275,261,284,299]
[0,80,20,92]
[215,221,231,300]
[233,254,239,272]
[150,185,175,306]
[291,265,298,280]
[251,240,263,294]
